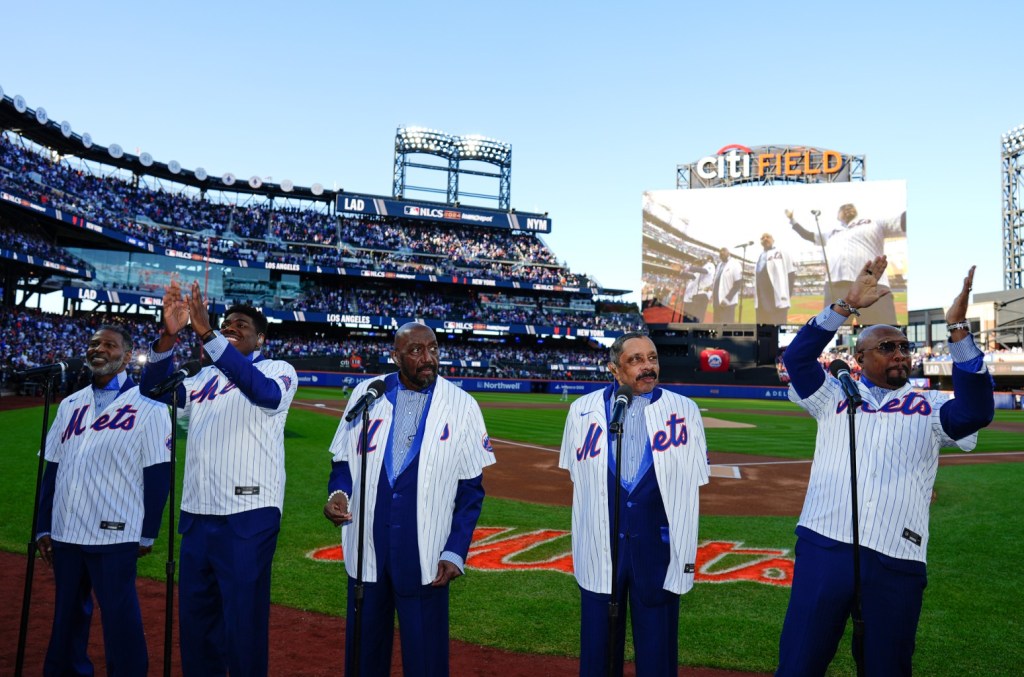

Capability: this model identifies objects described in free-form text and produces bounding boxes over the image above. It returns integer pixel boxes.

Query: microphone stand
[811,212,836,303]
[607,416,625,677]
[845,390,866,677]
[164,386,180,677]
[14,370,60,676]
[351,405,371,676]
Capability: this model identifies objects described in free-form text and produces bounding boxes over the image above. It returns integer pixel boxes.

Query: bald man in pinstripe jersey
[324,323,495,677]
[777,260,993,676]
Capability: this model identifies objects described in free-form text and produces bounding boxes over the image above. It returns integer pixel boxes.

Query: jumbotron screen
[641,180,907,327]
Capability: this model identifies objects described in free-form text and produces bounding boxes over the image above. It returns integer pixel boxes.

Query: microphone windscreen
[64,358,87,373]
[614,384,634,401]
[181,360,203,377]
[365,379,386,398]
[828,359,850,378]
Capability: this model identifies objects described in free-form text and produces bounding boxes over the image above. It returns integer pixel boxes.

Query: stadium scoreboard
[336,192,551,233]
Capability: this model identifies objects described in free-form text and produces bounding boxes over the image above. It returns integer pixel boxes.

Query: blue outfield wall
[295,372,1018,406]
[296,372,793,401]
[297,372,378,388]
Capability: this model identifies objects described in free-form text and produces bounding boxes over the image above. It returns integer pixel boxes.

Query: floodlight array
[1002,124,1024,155]
[453,134,512,164]
[395,127,455,155]
[396,127,511,165]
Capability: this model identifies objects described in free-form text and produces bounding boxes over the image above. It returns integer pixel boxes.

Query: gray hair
[608,331,650,367]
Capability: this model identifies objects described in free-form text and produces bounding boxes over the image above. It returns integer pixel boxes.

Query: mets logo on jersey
[189,376,238,403]
[576,423,604,461]
[357,419,384,455]
[652,413,687,452]
[280,375,293,391]
[61,404,139,442]
[836,393,932,416]
[482,434,493,453]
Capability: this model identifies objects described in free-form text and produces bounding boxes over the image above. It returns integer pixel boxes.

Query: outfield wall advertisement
[642,180,907,327]
[294,372,793,400]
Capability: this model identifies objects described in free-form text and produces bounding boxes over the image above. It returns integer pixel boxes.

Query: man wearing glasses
[776,258,994,676]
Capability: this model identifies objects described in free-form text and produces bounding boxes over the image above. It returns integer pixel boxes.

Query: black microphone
[148,360,202,398]
[15,358,85,378]
[345,379,386,422]
[734,241,754,248]
[609,384,633,431]
[828,359,862,406]
[810,209,822,217]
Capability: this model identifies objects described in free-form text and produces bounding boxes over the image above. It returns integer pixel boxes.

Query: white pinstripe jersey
[329,376,495,585]
[713,257,744,306]
[178,359,297,515]
[789,377,976,562]
[818,218,888,285]
[558,388,709,595]
[44,383,171,545]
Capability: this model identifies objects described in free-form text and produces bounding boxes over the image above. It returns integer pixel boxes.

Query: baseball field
[1,386,1021,675]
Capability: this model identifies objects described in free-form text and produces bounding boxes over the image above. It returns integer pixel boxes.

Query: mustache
[639,370,657,379]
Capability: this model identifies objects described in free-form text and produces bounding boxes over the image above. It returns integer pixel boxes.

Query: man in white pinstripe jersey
[559,332,710,676]
[323,322,494,677]
[36,324,171,676]
[777,258,994,676]
[141,279,298,677]
[787,203,898,325]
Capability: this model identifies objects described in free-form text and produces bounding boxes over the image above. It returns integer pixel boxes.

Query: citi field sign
[695,144,843,181]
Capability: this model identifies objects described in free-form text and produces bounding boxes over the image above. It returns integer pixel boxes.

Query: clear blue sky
[4,1,1021,311]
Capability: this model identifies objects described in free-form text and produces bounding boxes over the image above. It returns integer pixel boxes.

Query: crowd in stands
[1,309,193,376]
[294,287,478,319]
[265,333,609,381]
[1,308,612,386]
[0,132,594,287]
[923,346,1024,363]
[0,223,95,273]
[290,285,644,331]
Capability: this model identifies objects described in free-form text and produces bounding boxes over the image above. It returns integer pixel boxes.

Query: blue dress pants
[777,529,927,677]
[178,512,280,677]
[44,541,146,677]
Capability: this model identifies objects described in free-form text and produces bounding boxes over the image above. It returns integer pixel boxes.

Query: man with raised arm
[776,258,994,676]
[141,279,297,677]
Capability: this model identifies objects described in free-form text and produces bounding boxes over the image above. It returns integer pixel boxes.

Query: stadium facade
[0,89,646,395]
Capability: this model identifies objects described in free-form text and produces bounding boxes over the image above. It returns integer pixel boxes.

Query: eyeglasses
[866,341,914,356]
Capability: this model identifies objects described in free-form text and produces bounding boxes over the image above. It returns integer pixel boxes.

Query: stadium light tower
[393,127,512,209]
[1002,125,1024,290]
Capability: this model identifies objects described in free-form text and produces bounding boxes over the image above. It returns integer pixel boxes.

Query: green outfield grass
[2,392,1020,675]
[672,292,909,327]
[785,291,908,325]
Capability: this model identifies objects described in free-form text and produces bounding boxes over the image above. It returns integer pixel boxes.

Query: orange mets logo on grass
[307,527,794,587]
